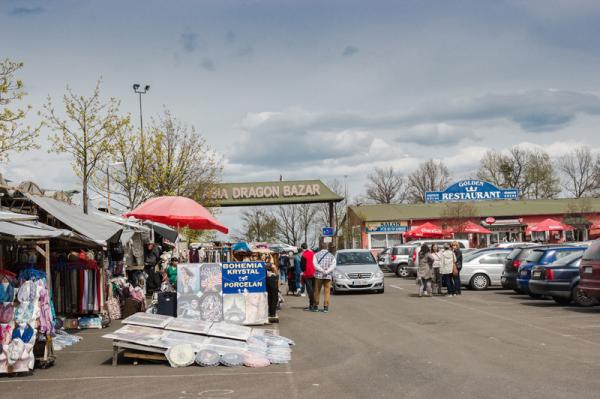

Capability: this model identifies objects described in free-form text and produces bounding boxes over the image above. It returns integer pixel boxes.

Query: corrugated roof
[0,220,99,246]
[349,198,600,222]
[27,195,122,245]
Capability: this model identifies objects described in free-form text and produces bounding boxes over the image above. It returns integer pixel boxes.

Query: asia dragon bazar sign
[207,180,344,207]
[425,180,519,203]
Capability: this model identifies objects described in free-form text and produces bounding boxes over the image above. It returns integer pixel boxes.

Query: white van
[406,239,470,276]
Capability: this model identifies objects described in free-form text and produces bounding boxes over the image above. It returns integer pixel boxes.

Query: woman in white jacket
[440,243,457,296]
[430,244,442,295]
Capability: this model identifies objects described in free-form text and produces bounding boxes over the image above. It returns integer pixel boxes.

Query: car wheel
[552,296,571,306]
[396,266,409,278]
[470,273,490,290]
[528,293,543,299]
[573,286,597,307]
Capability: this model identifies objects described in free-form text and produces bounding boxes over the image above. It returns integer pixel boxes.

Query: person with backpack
[299,243,317,311]
[313,243,336,313]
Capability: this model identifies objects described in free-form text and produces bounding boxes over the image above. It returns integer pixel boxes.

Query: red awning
[591,221,600,230]
[404,222,444,239]
[124,196,229,234]
[526,218,574,234]
[458,221,492,234]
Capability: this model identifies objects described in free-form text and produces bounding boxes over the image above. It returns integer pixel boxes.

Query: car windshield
[463,251,485,263]
[507,248,521,260]
[336,252,376,265]
[583,242,600,261]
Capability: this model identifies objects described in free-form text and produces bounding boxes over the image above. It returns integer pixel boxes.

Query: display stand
[112,340,166,366]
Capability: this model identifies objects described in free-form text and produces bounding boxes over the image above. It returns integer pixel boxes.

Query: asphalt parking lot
[3,274,600,399]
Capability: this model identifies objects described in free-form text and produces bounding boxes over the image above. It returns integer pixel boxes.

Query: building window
[369,233,404,249]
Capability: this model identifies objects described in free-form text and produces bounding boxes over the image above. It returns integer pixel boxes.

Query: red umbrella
[404,222,444,239]
[124,196,228,234]
[526,218,573,234]
[458,221,492,234]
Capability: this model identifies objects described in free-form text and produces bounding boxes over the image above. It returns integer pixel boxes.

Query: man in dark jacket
[452,241,463,295]
[299,243,317,311]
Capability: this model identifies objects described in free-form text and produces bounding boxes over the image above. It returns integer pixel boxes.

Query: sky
[3,0,600,239]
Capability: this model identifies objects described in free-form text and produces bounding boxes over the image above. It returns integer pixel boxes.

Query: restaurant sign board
[365,221,408,233]
[425,180,519,203]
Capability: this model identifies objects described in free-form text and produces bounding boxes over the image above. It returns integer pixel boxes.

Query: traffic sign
[322,227,334,237]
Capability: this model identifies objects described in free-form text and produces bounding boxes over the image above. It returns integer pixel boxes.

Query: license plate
[584,266,593,274]
[521,270,528,276]
[353,279,368,285]
[532,271,541,278]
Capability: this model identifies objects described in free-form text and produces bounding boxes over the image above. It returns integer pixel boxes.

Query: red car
[579,240,600,299]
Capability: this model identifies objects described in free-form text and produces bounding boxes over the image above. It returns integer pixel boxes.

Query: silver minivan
[389,245,415,277]
[332,249,385,294]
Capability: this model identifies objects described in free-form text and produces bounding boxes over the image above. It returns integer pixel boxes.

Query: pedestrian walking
[452,241,463,295]
[313,243,337,313]
[294,250,304,295]
[279,251,289,284]
[431,244,442,295]
[440,243,457,296]
[299,243,317,311]
[264,254,280,322]
[416,244,434,297]
[286,251,297,295]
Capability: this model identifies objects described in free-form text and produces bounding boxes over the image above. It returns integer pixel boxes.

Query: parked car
[516,246,587,297]
[332,249,385,294]
[529,252,597,306]
[460,249,512,290]
[407,239,470,276]
[377,248,392,271]
[388,245,415,277]
[501,245,541,293]
[579,240,600,300]
[490,242,539,249]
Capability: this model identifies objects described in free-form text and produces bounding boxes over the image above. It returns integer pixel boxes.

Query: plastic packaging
[220,352,244,367]
[195,349,220,367]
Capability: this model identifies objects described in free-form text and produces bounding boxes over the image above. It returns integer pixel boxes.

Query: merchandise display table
[111,340,166,366]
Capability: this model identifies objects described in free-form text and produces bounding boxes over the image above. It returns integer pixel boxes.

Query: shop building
[346,192,600,251]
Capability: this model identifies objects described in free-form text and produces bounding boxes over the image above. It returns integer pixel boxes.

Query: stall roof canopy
[207,180,344,206]
[0,220,100,246]
[0,210,38,222]
[349,197,600,222]
[27,195,122,245]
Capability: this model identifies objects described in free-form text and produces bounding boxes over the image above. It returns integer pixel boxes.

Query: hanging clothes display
[51,259,101,316]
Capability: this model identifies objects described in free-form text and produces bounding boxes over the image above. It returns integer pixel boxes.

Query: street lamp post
[107,161,124,214]
[132,83,150,139]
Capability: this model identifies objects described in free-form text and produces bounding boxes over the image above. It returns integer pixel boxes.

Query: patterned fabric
[0,304,14,324]
[313,250,336,280]
[0,282,14,303]
[17,281,37,303]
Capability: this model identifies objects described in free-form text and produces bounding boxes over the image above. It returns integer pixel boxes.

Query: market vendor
[166,257,179,287]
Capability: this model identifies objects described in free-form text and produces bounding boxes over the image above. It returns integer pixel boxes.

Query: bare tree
[0,59,40,162]
[440,202,478,233]
[524,149,560,199]
[316,179,346,236]
[477,146,559,199]
[297,203,318,246]
[272,205,301,246]
[364,166,406,204]
[239,207,278,242]
[407,159,451,203]
[90,123,150,210]
[142,109,223,204]
[557,146,600,198]
[43,80,128,213]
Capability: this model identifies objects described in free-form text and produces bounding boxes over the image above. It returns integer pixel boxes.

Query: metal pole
[138,92,144,139]
[107,164,111,214]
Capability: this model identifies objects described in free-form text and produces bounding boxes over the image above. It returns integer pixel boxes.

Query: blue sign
[322,227,334,237]
[221,262,266,294]
[425,180,519,203]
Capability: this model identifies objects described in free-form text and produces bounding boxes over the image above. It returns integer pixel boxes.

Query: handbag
[452,262,459,277]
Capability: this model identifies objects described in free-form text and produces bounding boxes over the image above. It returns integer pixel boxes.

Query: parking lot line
[0,371,294,384]
[389,285,405,290]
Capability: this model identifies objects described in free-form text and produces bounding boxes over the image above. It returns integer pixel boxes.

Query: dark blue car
[529,252,597,306]
[516,246,586,298]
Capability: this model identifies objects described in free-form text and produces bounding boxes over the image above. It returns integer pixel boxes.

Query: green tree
[43,80,129,213]
[0,59,40,162]
[141,109,222,204]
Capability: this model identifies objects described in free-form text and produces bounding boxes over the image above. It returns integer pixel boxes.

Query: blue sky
[3,0,600,237]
